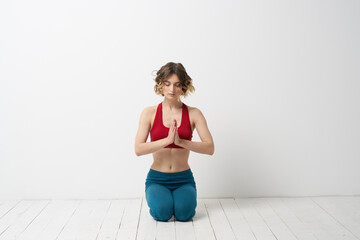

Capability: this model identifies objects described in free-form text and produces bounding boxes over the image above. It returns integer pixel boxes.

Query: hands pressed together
[166,119,182,146]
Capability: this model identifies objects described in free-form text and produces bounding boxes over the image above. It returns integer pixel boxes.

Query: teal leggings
[145,168,197,222]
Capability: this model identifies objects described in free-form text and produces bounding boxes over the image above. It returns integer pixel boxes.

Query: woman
[134,62,214,222]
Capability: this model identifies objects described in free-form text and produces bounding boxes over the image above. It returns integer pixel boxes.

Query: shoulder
[140,104,158,116]
[186,105,205,123]
[143,104,158,113]
[139,104,158,122]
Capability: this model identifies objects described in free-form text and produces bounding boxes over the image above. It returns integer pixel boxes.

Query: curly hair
[152,62,195,98]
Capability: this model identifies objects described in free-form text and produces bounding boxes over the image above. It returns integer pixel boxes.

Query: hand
[166,119,176,145]
[174,120,182,146]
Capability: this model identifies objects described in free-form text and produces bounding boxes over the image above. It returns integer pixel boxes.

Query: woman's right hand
[166,119,176,145]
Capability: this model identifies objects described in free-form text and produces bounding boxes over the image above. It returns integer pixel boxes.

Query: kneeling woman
[134,62,215,222]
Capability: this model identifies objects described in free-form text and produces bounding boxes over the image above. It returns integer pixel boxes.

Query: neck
[162,97,182,110]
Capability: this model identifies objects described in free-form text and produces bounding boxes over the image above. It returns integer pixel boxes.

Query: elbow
[134,145,141,157]
[135,149,143,157]
[208,143,215,156]
[135,142,147,156]
[135,150,143,157]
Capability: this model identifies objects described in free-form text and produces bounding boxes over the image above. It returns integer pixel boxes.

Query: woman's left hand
[174,120,182,146]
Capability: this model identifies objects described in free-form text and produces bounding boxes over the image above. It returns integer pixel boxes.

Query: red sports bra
[150,101,193,148]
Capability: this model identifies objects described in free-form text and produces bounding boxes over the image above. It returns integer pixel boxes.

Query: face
[162,74,183,99]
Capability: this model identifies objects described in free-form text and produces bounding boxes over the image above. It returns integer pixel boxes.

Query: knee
[149,204,173,222]
[174,202,196,222]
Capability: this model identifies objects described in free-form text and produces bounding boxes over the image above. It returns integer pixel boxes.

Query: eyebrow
[164,80,181,83]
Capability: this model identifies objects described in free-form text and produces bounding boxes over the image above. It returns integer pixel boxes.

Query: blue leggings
[145,168,197,222]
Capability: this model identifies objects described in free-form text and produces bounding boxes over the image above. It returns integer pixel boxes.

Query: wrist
[177,138,185,147]
[163,138,171,146]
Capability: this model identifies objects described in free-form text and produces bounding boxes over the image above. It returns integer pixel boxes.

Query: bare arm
[134,107,171,156]
[177,108,214,155]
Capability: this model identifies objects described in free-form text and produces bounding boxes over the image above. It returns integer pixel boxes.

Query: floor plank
[283,197,358,240]
[220,198,256,240]
[192,199,216,240]
[312,196,360,239]
[251,198,298,240]
[0,200,49,239]
[174,216,196,240]
[0,201,21,220]
[96,200,128,240]
[136,198,156,240]
[56,200,110,240]
[17,200,80,240]
[236,198,278,240]
[204,199,237,240]
[0,201,34,238]
[0,197,359,240]
[266,198,318,240]
[155,217,175,240]
[116,199,142,240]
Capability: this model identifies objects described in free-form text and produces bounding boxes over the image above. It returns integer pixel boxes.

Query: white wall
[0,0,359,199]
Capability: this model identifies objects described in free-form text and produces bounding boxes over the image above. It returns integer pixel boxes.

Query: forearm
[178,139,214,155]
[135,138,169,156]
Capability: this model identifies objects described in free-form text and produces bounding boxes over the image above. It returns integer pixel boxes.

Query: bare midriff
[151,148,191,173]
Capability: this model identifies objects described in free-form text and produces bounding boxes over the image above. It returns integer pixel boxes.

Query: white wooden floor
[0,197,359,240]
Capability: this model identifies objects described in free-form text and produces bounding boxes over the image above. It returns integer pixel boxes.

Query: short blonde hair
[153,62,195,98]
